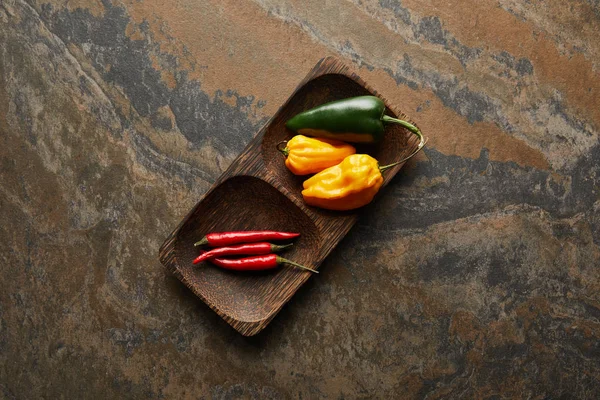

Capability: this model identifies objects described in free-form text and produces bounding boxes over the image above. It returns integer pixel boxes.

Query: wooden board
[159,56,423,336]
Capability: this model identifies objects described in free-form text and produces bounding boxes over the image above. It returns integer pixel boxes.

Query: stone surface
[1,0,599,397]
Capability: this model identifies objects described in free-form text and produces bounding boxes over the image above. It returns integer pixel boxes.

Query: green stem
[276,256,319,273]
[276,141,290,157]
[381,115,420,134]
[380,115,428,172]
[271,243,293,252]
[194,237,208,247]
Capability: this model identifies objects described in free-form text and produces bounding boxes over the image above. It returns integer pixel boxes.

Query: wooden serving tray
[159,57,422,336]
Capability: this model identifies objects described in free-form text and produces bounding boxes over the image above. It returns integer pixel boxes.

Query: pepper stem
[276,256,319,273]
[276,140,289,157]
[380,115,428,173]
[194,237,208,247]
[271,243,294,252]
[381,115,420,134]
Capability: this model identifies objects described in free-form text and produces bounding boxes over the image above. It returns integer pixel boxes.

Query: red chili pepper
[209,254,318,273]
[194,231,300,247]
[193,242,292,264]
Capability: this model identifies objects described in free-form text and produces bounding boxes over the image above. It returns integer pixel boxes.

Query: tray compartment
[262,73,417,203]
[173,175,321,328]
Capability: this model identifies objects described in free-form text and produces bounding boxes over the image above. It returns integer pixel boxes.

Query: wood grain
[159,56,423,336]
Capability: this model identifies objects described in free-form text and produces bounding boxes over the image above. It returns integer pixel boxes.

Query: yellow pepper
[278,135,356,176]
[300,141,431,211]
[301,154,385,211]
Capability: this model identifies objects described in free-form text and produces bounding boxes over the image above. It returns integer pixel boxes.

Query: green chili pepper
[286,95,424,148]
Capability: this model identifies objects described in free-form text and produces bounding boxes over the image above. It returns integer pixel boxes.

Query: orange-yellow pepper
[302,154,385,211]
[300,132,428,211]
[279,135,356,175]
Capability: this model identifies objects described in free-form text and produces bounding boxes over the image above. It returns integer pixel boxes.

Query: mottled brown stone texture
[0,0,599,398]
